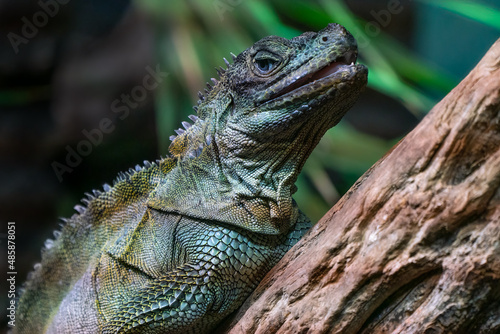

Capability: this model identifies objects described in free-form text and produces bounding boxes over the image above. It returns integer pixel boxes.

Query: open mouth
[308,52,357,82]
[261,51,359,104]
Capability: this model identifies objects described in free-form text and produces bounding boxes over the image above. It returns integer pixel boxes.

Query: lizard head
[155,23,367,234]
[210,23,367,157]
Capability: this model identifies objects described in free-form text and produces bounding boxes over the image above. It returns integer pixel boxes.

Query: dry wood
[218,39,500,334]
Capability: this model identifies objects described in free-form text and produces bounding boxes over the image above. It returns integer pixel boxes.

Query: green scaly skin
[15,23,367,333]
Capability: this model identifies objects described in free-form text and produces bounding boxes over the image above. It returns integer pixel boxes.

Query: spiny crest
[65,159,161,220]
[33,222,66,285]
[195,53,236,106]
[57,53,237,232]
[112,160,159,184]
[168,114,210,159]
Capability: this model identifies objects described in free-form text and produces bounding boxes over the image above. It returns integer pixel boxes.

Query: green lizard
[15,23,367,333]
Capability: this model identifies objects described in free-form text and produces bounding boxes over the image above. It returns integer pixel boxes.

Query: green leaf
[417,0,500,30]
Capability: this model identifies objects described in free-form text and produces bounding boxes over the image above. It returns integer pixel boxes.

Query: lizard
[14,23,367,333]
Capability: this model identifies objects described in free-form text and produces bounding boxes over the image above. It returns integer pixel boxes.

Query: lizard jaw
[259,65,367,110]
[284,51,357,95]
[258,50,363,106]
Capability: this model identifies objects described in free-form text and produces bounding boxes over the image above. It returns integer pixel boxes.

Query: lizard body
[15,23,367,333]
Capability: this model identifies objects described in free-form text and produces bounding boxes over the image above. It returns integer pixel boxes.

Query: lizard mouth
[259,51,362,105]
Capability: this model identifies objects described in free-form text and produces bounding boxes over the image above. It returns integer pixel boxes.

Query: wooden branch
[218,39,500,333]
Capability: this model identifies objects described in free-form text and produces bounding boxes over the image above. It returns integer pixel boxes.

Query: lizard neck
[147,140,297,234]
[147,85,330,234]
[147,121,327,234]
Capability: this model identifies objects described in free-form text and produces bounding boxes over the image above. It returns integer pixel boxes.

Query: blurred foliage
[133,0,499,221]
[418,0,500,30]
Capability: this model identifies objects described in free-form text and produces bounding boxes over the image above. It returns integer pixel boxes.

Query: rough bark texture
[218,39,500,334]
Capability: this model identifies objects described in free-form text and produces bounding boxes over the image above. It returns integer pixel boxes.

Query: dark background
[1,0,499,331]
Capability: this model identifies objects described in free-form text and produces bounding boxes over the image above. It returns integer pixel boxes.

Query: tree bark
[218,39,500,333]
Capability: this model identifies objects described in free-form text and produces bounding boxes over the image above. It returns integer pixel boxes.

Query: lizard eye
[255,58,277,72]
[253,51,281,75]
